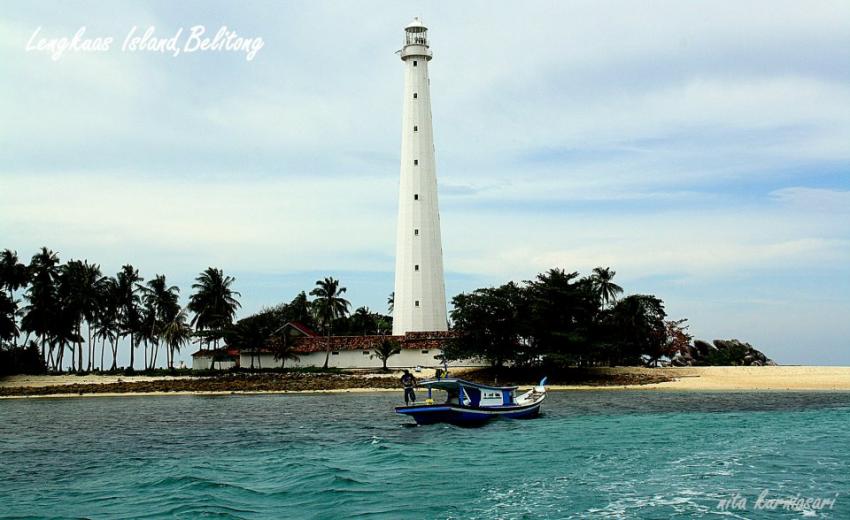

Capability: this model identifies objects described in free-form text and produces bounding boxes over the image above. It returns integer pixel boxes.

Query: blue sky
[2,1,849,365]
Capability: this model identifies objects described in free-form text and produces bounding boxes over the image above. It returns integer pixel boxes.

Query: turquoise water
[1,392,849,519]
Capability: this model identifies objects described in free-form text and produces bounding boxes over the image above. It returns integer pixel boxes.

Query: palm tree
[140,275,180,369]
[310,277,350,368]
[590,267,623,308]
[95,276,121,371]
[0,250,29,349]
[387,292,395,314]
[0,292,19,346]
[222,320,271,370]
[371,338,401,371]
[269,333,300,369]
[351,306,375,335]
[160,308,193,369]
[21,248,60,368]
[57,260,86,371]
[287,291,314,326]
[188,268,241,350]
[116,265,143,371]
[0,250,30,300]
[60,260,105,372]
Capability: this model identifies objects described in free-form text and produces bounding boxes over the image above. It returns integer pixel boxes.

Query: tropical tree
[188,267,241,349]
[590,267,623,308]
[58,260,105,371]
[160,308,193,369]
[448,282,528,368]
[116,265,143,371]
[387,292,395,314]
[21,248,60,368]
[0,292,19,345]
[309,277,350,368]
[57,260,86,371]
[525,268,597,366]
[222,319,272,369]
[607,294,667,366]
[268,333,300,369]
[371,338,401,371]
[351,306,376,335]
[285,291,314,327]
[140,274,180,369]
[95,276,121,371]
[0,250,29,348]
[0,249,30,300]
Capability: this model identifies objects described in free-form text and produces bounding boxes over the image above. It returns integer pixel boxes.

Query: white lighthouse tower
[392,17,448,335]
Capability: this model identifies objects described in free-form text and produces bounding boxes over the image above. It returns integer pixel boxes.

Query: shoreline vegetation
[3,246,775,378]
[3,366,850,398]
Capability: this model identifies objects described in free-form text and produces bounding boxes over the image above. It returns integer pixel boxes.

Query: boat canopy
[417,378,518,392]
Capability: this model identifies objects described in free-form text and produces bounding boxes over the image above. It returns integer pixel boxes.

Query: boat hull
[395,396,544,425]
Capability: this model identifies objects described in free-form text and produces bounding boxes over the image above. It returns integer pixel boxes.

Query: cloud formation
[1,1,849,364]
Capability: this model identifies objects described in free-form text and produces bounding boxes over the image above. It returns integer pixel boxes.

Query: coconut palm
[309,277,350,368]
[0,292,18,345]
[95,276,121,371]
[387,292,395,314]
[21,248,60,368]
[57,260,86,371]
[0,249,30,300]
[371,338,401,371]
[58,260,105,371]
[269,333,300,369]
[0,250,29,349]
[222,319,272,370]
[116,265,143,371]
[590,267,623,308]
[188,267,241,349]
[160,308,193,370]
[351,306,376,335]
[140,274,180,369]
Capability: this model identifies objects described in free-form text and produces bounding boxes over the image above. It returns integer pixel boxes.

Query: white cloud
[2,1,850,363]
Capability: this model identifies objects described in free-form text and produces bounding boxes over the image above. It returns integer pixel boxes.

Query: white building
[392,18,449,335]
[191,323,486,370]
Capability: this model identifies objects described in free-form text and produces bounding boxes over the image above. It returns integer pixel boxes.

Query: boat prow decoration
[395,377,547,425]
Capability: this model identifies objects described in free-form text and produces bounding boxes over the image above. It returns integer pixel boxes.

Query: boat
[395,377,547,425]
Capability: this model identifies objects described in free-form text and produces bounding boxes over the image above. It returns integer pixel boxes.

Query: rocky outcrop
[670,339,776,367]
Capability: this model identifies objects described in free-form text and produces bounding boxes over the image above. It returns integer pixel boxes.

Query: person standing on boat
[401,370,417,405]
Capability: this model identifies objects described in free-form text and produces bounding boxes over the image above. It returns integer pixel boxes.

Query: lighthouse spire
[392,18,448,335]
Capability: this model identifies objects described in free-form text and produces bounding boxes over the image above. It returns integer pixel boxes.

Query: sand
[547,366,850,391]
[2,366,850,399]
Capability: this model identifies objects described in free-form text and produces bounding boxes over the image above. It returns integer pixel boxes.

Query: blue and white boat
[395,377,547,425]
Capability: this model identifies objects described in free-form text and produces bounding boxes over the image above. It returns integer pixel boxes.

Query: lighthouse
[392,18,448,335]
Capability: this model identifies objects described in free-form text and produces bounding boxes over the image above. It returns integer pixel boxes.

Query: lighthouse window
[415,265,419,271]
[414,229,419,236]
[414,159,418,165]
[413,60,418,67]
[414,194,419,200]
[415,300,420,307]
[413,93,418,99]
[414,125,418,132]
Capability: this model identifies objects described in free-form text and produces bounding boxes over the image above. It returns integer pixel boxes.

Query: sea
[1,391,849,519]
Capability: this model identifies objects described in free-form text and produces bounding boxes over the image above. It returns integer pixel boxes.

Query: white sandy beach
[547,366,850,391]
[2,366,850,399]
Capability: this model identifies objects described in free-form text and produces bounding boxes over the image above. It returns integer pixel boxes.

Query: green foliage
[188,267,241,348]
[446,267,679,368]
[448,282,528,368]
[371,338,401,370]
[0,342,46,375]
